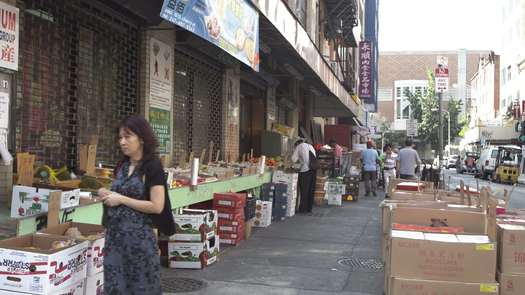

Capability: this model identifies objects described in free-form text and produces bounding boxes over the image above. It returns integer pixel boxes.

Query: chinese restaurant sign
[0,2,18,71]
[160,0,259,71]
[359,41,373,99]
[149,107,171,154]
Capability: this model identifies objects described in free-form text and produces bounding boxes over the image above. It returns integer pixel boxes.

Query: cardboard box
[272,171,298,184]
[213,193,246,209]
[172,210,215,242]
[217,207,244,222]
[244,219,253,240]
[390,230,497,283]
[10,187,81,218]
[0,234,88,294]
[0,279,87,295]
[40,222,105,276]
[184,209,217,234]
[84,271,104,295]
[272,203,287,221]
[391,207,486,234]
[254,200,272,227]
[498,223,525,274]
[327,194,342,206]
[390,277,498,295]
[218,219,244,233]
[168,236,219,269]
[498,272,525,295]
[325,182,345,195]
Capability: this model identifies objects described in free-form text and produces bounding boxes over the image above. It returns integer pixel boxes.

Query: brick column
[221,63,241,162]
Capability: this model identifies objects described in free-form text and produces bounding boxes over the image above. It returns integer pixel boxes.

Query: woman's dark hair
[118,115,159,162]
[383,144,392,152]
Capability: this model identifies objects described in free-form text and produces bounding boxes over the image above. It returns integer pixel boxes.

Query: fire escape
[322,0,359,94]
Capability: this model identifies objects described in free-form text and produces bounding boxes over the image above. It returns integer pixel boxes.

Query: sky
[379,0,502,52]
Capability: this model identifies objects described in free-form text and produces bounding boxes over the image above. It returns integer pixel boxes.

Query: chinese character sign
[359,41,373,99]
[0,3,18,71]
[160,0,259,71]
[149,107,171,154]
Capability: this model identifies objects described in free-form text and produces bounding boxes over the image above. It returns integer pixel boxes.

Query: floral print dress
[103,161,161,295]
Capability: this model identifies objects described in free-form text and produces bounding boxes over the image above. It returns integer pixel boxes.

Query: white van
[476,146,500,179]
[477,145,521,179]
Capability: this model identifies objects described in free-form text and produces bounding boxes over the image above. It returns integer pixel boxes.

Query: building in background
[377,50,491,132]
[499,0,525,120]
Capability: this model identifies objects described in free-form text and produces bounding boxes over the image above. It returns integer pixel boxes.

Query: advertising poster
[150,38,173,111]
[0,2,18,71]
[160,0,259,71]
[149,107,171,154]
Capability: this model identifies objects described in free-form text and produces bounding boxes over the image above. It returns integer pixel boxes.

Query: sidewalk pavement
[162,190,385,295]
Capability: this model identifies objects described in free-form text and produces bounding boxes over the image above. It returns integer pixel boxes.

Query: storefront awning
[250,0,363,122]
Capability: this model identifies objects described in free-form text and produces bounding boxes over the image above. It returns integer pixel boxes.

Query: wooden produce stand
[15,172,272,236]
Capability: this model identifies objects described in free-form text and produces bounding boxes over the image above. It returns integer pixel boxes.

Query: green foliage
[405,70,465,151]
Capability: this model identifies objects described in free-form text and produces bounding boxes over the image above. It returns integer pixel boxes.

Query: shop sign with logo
[160,0,259,71]
[0,2,19,71]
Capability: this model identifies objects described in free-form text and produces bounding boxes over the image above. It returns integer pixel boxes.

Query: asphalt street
[443,168,525,209]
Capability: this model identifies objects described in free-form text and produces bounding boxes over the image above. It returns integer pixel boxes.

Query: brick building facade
[377,50,490,127]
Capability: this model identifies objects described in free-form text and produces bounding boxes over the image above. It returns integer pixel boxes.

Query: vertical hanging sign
[359,41,373,99]
[0,2,18,71]
[149,38,173,154]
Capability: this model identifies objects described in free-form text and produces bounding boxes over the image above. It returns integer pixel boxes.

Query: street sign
[435,56,449,93]
[406,119,418,137]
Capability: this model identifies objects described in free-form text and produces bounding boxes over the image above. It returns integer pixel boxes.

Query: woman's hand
[101,192,125,207]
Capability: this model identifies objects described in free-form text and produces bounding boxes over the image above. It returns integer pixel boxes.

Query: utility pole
[438,92,443,165]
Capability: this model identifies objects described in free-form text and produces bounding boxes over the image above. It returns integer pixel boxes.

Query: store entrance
[239,92,264,160]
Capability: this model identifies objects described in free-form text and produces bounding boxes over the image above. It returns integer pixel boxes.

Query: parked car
[456,152,479,174]
[446,155,459,169]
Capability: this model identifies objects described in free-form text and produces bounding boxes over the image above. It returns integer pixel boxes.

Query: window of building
[396,87,401,97]
[396,99,401,119]
[403,87,410,96]
[508,65,512,81]
[415,86,422,96]
[502,68,507,84]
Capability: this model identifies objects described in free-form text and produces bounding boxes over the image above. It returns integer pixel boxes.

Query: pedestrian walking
[361,141,379,197]
[382,144,397,198]
[397,138,422,180]
[292,139,318,213]
[98,115,175,295]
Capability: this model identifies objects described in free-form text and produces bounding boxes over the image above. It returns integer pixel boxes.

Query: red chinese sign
[0,2,18,71]
[359,41,373,99]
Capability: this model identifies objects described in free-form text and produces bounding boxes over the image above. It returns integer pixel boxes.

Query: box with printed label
[0,234,88,295]
[272,203,287,221]
[84,271,104,295]
[498,272,525,295]
[41,222,104,277]
[390,277,498,295]
[217,207,244,222]
[327,194,342,206]
[184,209,217,235]
[254,200,272,227]
[498,223,525,274]
[219,231,243,241]
[10,187,81,219]
[390,230,497,283]
[218,219,244,233]
[272,171,298,184]
[168,236,219,269]
[172,210,215,242]
[213,193,246,209]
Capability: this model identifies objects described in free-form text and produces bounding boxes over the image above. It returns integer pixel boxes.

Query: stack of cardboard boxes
[343,175,359,201]
[213,193,246,246]
[314,176,327,206]
[0,221,106,295]
[381,187,500,295]
[497,217,525,294]
[169,209,219,269]
[271,171,298,217]
[261,183,288,222]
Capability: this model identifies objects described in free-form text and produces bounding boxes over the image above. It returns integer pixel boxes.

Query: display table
[16,172,272,236]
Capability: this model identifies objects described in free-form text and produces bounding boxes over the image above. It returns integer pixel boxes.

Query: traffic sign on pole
[406,119,418,137]
[435,56,449,93]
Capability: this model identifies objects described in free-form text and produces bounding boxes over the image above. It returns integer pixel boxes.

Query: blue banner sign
[161,0,259,71]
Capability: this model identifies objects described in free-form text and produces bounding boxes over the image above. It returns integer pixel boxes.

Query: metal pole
[447,111,451,146]
[438,92,443,166]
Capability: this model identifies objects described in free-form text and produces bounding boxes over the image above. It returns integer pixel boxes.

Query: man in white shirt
[292,139,317,213]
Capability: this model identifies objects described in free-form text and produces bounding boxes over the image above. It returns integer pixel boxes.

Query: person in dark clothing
[292,139,317,213]
[98,115,175,295]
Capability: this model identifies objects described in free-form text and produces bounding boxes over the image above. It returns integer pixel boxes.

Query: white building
[499,0,525,118]
[469,52,500,127]
[391,80,428,131]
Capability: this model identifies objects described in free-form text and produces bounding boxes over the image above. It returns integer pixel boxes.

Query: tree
[405,70,465,151]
